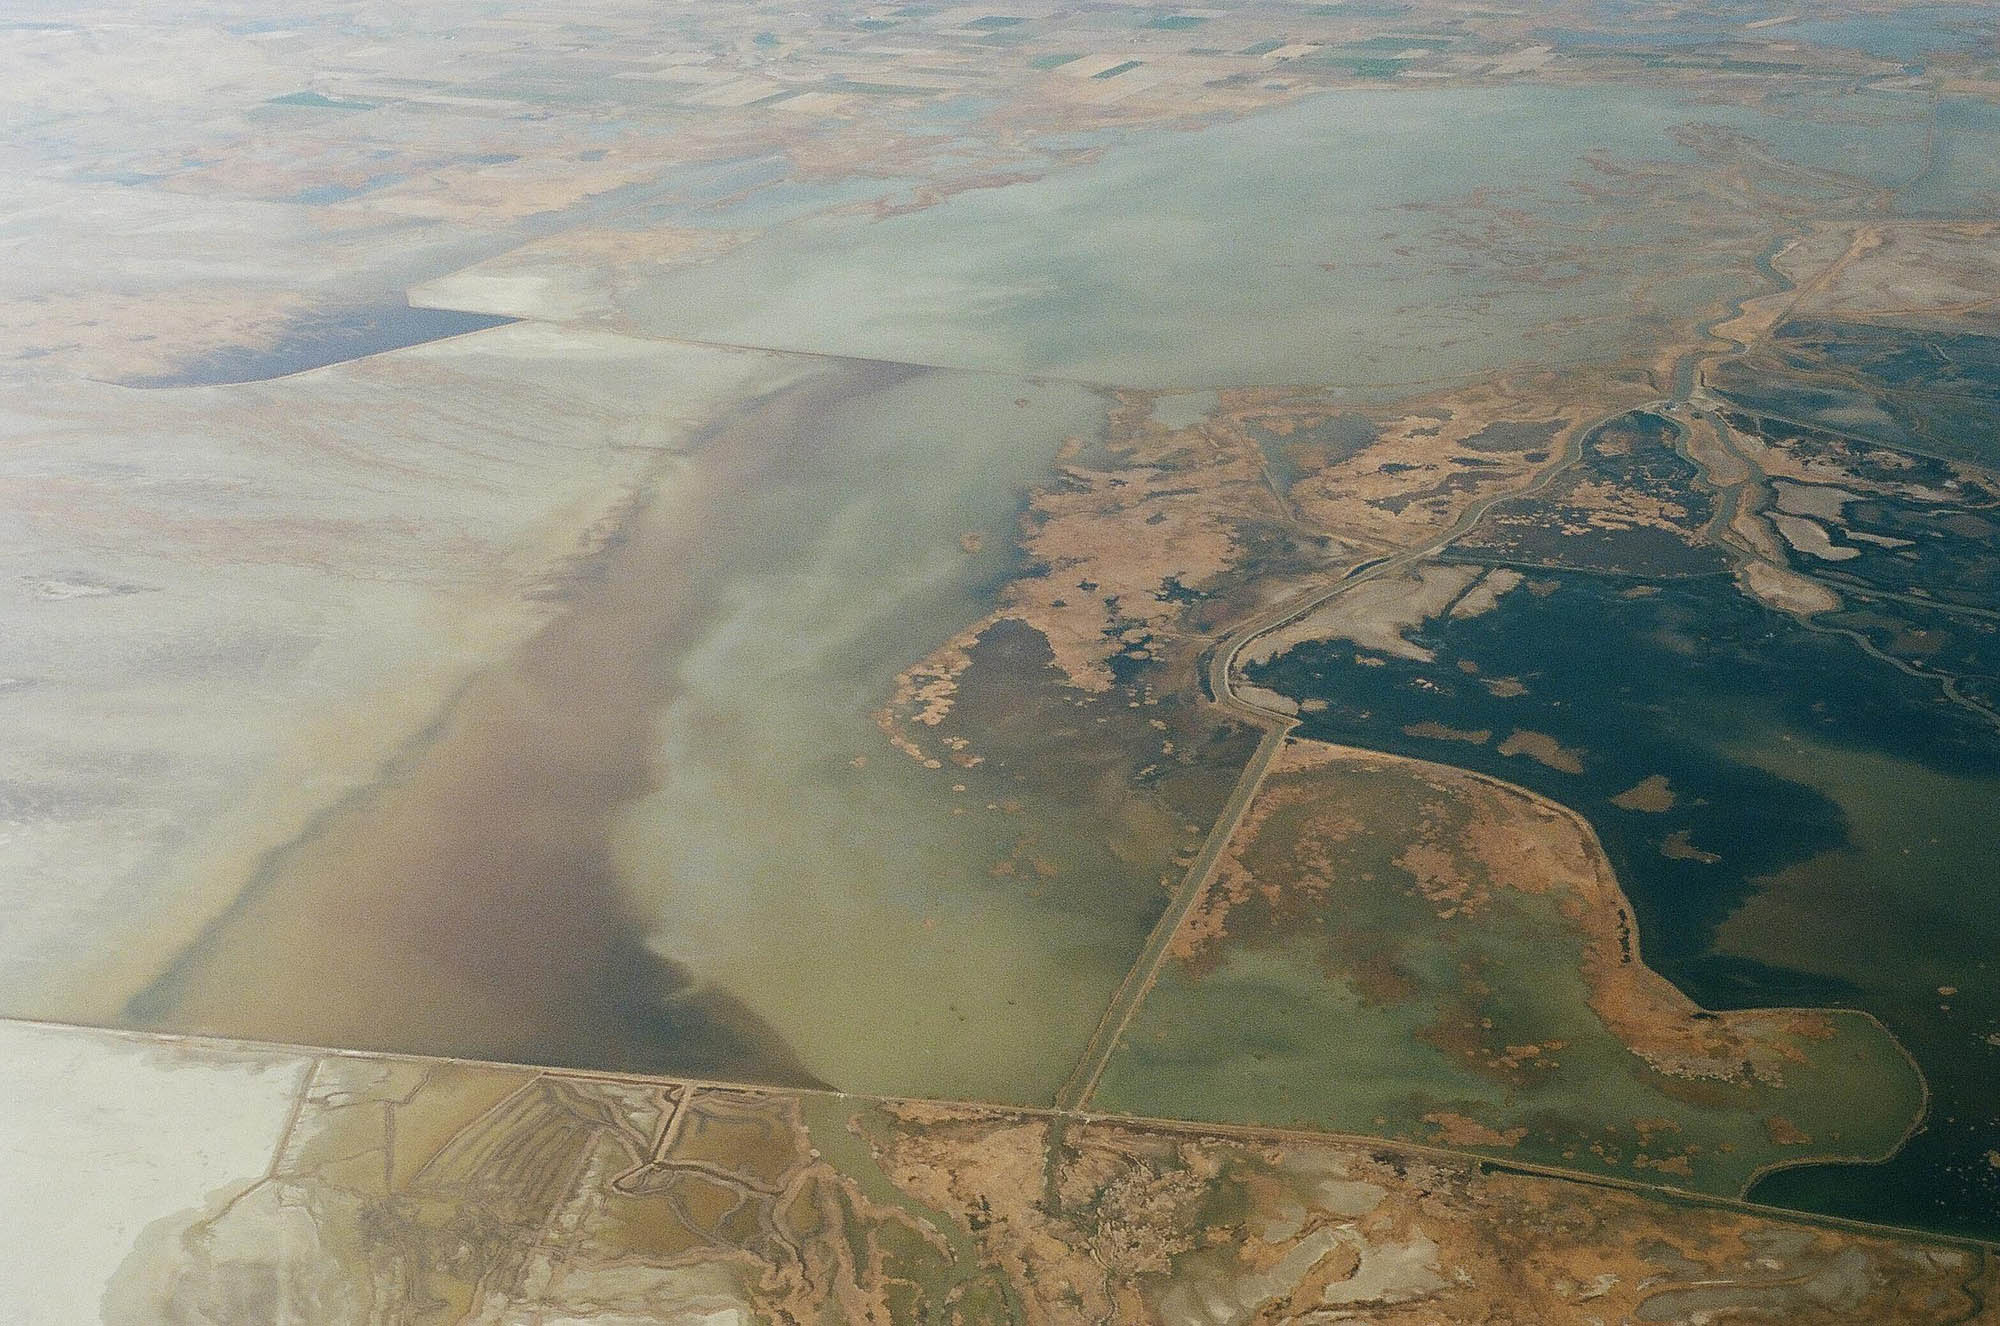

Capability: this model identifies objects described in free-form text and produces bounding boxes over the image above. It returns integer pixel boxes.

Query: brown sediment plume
[119,369,913,1087]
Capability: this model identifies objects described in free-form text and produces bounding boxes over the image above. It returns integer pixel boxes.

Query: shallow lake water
[624,84,1926,388]
[1246,570,2000,1236]
[127,357,1240,1105]
[1090,753,1921,1196]
[605,366,1197,1101]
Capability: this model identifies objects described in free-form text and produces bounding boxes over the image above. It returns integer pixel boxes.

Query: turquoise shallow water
[624,84,1927,388]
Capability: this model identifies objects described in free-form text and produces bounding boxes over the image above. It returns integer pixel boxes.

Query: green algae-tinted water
[624,85,1920,389]
[1089,755,1921,1195]
[1245,570,2000,1236]
[1726,740,2000,1238]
